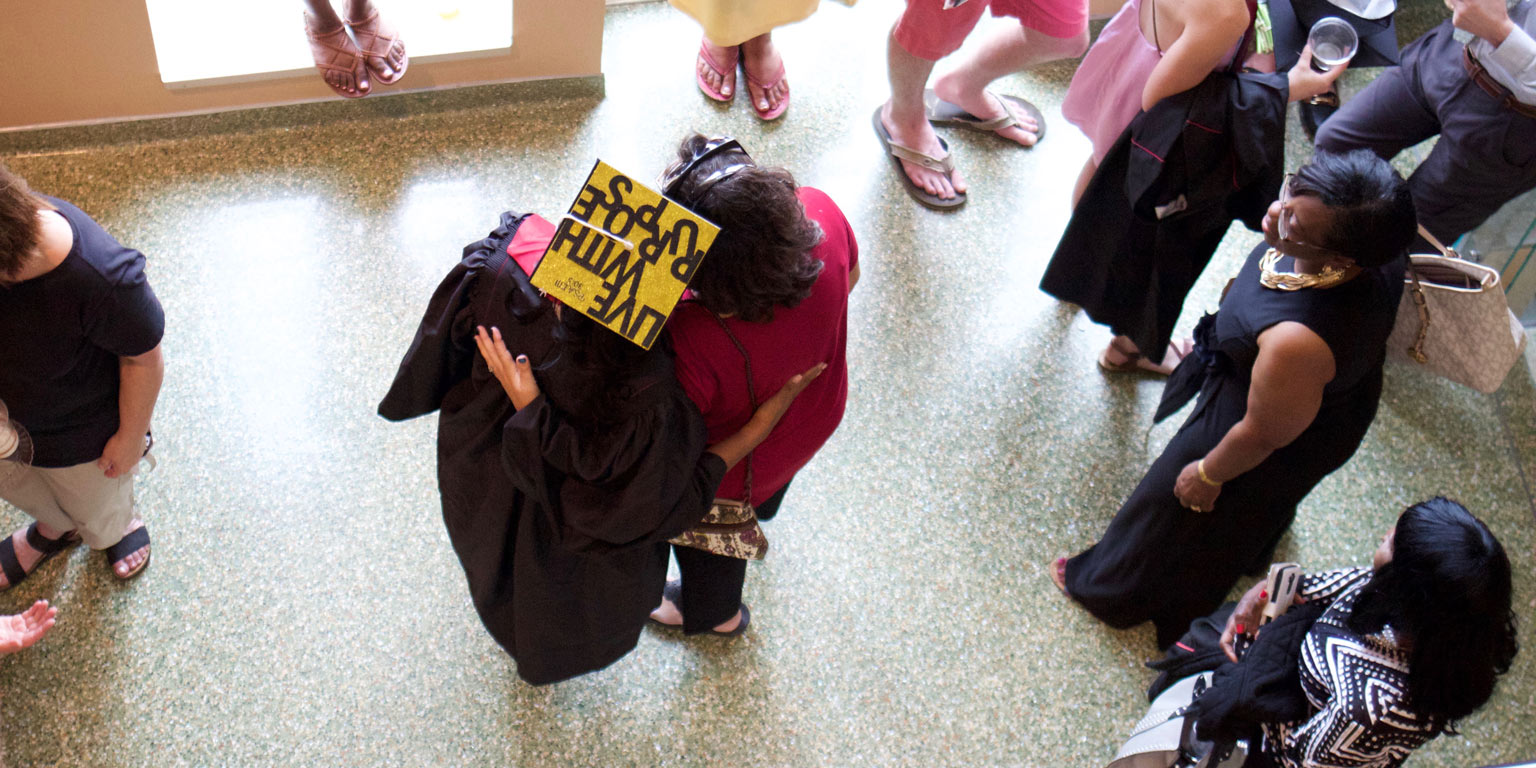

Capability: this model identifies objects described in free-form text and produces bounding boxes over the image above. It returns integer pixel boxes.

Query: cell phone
[1259,562,1302,627]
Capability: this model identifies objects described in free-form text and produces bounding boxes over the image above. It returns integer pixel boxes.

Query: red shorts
[893,0,1089,60]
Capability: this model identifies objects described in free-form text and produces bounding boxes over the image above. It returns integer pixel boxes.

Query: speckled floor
[2,1,1533,766]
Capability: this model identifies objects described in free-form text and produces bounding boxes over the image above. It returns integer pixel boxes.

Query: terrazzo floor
[2,1,1533,766]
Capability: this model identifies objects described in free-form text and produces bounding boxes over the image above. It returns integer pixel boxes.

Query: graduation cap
[530,158,724,350]
[1268,0,1401,70]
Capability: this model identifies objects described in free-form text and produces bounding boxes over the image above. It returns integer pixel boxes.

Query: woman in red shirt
[650,135,859,636]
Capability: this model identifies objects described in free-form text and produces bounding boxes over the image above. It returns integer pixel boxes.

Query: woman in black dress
[1050,150,1418,648]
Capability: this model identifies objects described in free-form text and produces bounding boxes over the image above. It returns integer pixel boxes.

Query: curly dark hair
[1349,497,1519,727]
[661,134,823,322]
[0,161,46,279]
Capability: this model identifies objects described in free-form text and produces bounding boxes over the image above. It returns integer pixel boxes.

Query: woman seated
[1218,498,1518,768]
[1051,150,1417,648]
[378,209,819,685]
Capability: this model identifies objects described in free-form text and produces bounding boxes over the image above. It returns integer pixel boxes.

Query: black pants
[1316,21,1536,246]
[672,481,790,634]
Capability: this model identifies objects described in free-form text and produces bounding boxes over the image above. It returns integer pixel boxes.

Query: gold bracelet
[1197,459,1223,488]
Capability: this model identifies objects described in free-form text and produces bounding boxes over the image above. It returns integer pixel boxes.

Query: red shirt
[667,187,857,505]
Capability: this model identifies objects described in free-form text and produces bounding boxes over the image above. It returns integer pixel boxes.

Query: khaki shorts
[0,460,138,550]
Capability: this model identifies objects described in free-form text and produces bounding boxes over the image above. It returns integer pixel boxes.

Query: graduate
[379,209,819,685]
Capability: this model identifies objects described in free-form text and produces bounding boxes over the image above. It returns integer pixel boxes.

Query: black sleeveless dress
[1064,242,1405,648]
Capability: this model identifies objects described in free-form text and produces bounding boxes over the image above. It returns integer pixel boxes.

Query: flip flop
[105,524,151,581]
[0,524,81,591]
[872,106,967,211]
[648,580,751,637]
[924,89,1047,144]
[304,13,370,98]
[741,55,789,120]
[347,9,409,85]
[695,40,738,103]
[1097,338,1193,376]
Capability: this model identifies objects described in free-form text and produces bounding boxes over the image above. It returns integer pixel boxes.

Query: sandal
[304,13,370,98]
[924,89,1047,144]
[1097,338,1193,376]
[347,8,408,85]
[1049,557,1070,597]
[872,106,966,210]
[0,524,81,591]
[696,40,738,103]
[648,580,751,637]
[741,53,788,121]
[105,524,151,581]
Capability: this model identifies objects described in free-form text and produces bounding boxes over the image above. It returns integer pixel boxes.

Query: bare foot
[880,101,967,201]
[347,1,408,84]
[698,37,737,99]
[740,33,788,116]
[932,76,1040,147]
[110,520,149,579]
[304,13,370,98]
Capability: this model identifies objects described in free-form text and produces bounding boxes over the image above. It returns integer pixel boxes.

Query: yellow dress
[669,0,826,47]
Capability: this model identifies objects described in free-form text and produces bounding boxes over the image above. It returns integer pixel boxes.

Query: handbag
[668,311,769,561]
[1108,672,1248,768]
[1385,224,1528,393]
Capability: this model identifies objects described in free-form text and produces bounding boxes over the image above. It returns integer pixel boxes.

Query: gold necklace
[1258,248,1349,291]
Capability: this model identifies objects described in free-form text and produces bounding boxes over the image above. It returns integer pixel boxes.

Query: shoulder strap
[707,310,755,502]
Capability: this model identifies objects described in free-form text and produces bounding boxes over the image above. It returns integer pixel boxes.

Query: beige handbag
[1386,225,1528,393]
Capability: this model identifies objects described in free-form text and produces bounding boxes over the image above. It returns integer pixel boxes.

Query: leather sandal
[0,523,81,591]
[305,13,370,98]
[873,106,966,210]
[347,8,408,85]
[1049,557,1070,597]
[1097,338,1192,376]
[106,524,151,581]
[924,89,1047,144]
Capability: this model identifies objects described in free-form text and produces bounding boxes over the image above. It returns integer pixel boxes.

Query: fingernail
[1259,589,1268,600]
[1235,623,1246,634]
[516,355,528,364]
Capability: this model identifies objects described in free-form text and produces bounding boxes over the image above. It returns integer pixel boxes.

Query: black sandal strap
[0,535,26,587]
[24,522,78,555]
[106,526,151,563]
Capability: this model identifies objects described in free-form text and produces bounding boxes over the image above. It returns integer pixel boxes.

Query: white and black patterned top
[1260,568,1440,768]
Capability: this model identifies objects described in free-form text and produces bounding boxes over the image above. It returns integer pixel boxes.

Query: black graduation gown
[1040,71,1289,358]
[378,211,725,685]
[1064,243,1405,649]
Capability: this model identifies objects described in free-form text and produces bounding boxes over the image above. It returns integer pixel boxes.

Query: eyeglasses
[1276,174,1345,261]
[659,136,754,203]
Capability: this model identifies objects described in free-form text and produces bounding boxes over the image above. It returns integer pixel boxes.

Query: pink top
[1063,0,1247,164]
[1062,0,1165,165]
[667,187,857,505]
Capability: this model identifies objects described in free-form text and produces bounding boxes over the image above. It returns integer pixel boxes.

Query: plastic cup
[1308,17,1359,72]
